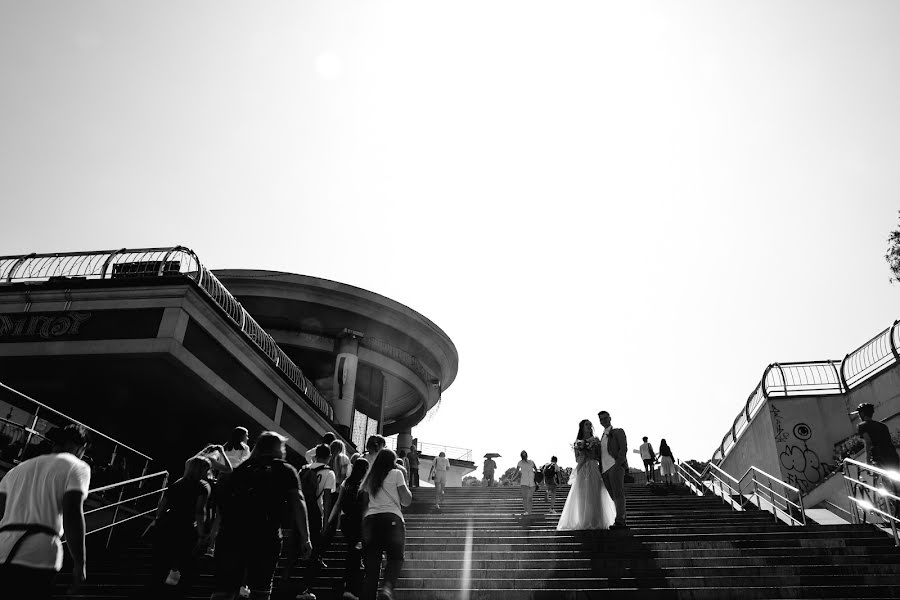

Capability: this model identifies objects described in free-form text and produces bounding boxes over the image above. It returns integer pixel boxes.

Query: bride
[557,419,616,531]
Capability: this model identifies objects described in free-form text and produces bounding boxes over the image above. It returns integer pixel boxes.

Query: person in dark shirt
[209,431,311,600]
[148,455,211,592]
[855,403,900,470]
[855,403,900,517]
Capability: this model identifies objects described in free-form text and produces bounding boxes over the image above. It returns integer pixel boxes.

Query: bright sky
[2,1,900,477]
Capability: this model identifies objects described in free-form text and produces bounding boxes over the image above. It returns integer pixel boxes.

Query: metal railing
[712,319,900,466]
[385,436,473,462]
[675,460,706,496]
[84,471,169,549]
[0,381,154,484]
[677,460,806,526]
[0,246,332,420]
[359,337,432,384]
[842,457,900,546]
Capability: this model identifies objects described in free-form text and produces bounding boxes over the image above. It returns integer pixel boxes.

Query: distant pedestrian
[148,456,211,593]
[330,440,351,487]
[406,446,420,488]
[0,424,90,600]
[515,451,538,516]
[483,457,497,487]
[210,431,311,600]
[541,457,561,514]
[639,437,656,483]
[397,450,410,485]
[325,457,369,600]
[430,451,450,509]
[362,450,412,600]
[306,432,336,464]
[658,439,676,486]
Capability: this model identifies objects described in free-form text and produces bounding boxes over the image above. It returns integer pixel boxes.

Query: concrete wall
[847,364,900,424]
[764,395,852,494]
[417,455,476,488]
[720,400,782,482]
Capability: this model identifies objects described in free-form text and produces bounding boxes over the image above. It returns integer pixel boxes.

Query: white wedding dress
[556,439,616,531]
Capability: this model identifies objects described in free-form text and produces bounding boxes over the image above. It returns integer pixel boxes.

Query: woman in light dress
[658,439,676,486]
[557,419,616,531]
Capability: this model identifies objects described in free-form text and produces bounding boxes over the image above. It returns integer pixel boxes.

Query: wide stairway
[58,482,900,599]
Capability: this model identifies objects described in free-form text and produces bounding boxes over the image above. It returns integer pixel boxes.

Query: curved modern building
[0,247,460,472]
[214,270,459,451]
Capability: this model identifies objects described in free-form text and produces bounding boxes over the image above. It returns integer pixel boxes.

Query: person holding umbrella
[483,453,499,487]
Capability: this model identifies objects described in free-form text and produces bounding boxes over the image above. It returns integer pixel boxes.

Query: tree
[462,475,481,487]
[886,212,900,283]
[683,459,708,474]
[498,467,518,486]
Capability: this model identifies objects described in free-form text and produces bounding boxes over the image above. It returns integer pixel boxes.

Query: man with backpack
[277,444,335,600]
[210,431,311,600]
[542,457,561,514]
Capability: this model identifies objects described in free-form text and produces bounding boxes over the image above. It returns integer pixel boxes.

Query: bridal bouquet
[573,437,600,456]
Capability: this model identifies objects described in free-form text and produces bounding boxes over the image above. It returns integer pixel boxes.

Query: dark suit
[601,427,627,526]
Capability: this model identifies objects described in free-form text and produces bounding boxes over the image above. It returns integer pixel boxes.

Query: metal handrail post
[797,492,805,526]
[139,458,149,490]
[844,468,858,524]
[18,406,40,462]
[106,483,127,550]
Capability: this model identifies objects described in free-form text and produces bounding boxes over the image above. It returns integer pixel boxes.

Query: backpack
[542,463,558,485]
[339,480,367,520]
[533,466,544,485]
[299,464,331,530]
[222,458,289,534]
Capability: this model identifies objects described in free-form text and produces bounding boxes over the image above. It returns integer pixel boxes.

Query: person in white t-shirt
[639,437,656,483]
[362,449,411,600]
[0,424,91,600]
[222,427,251,469]
[305,431,336,464]
[430,451,451,509]
[515,450,538,516]
[281,444,337,600]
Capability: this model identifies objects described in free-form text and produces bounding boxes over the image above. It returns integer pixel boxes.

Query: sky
[2,1,900,477]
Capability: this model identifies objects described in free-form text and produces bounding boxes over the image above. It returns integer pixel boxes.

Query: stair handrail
[82,470,169,549]
[0,381,152,461]
[707,462,741,503]
[675,460,707,496]
[738,465,806,526]
[841,457,900,546]
[702,463,806,525]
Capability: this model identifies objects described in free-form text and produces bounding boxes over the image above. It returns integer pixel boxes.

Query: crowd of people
[3,408,900,598]
[147,429,412,600]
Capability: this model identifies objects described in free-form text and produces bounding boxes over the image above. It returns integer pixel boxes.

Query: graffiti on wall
[778,422,836,494]
[770,404,789,443]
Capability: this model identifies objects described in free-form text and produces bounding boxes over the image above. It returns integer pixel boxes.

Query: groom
[598,410,628,529]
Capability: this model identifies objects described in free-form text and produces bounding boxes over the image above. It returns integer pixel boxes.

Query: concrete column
[397,429,413,454]
[332,335,359,438]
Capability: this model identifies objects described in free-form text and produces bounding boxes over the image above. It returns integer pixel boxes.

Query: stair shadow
[531,528,676,600]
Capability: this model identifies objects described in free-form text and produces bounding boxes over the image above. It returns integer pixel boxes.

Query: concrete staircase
[56,482,900,599]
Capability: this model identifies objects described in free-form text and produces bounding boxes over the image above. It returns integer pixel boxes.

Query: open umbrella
[483,453,501,459]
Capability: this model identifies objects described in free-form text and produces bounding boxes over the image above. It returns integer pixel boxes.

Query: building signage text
[0,312,92,339]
